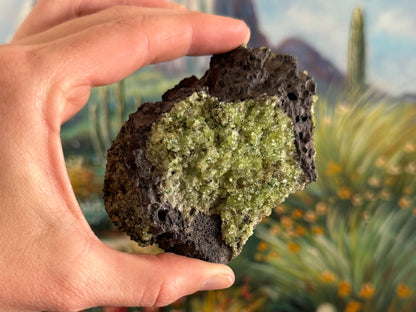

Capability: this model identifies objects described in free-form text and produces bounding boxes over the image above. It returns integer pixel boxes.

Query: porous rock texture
[103,47,317,263]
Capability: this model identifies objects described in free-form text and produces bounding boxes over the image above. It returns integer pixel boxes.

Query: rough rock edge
[104,47,317,264]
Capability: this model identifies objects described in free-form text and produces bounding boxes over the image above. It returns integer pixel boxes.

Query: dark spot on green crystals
[146,92,308,255]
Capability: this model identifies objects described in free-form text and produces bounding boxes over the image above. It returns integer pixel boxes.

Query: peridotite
[146,92,308,255]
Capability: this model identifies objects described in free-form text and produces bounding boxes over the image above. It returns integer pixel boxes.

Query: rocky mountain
[214,0,269,47]
[274,38,345,95]
[157,0,346,97]
[209,0,345,95]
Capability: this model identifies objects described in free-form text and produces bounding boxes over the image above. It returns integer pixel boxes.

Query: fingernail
[243,25,251,44]
[199,274,235,291]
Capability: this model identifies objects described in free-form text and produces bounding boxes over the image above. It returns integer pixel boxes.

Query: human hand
[0,1,250,311]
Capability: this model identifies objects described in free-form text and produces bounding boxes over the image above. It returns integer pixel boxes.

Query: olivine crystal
[104,46,317,263]
[146,92,307,254]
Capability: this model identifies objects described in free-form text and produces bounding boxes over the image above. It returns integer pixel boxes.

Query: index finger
[12,0,186,41]
[40,7,250,123]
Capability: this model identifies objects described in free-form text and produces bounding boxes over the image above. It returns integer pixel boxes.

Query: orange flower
[388,165,401,175]
[267,251,280,260]
[312,226,325,235]
[257,241,268,251]
[404,142,415,153]
[338,187,352,200]
[320,271,335,284]
[326,161,341,175]
[295,225,306,237]
[380,189,391,200]
[375,157,386,168]
[352,195,362,206]
[338,280,352,298]
[292,209,304,219]
[396,283,411,299]
[288,241,300,253]
[275,205,286,215]
[281,216,294,229]
[399,197,411,209]
[254,253,264,262]
[368,176,380,188]
[270,225,280,235]
[344,300,361,312]
[405,162,416,174]
[359,283,375,298]
[315,202,327,215]
[304,210,318,222]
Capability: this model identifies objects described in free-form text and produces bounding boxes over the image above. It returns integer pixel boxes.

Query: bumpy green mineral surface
[146,92,308,254]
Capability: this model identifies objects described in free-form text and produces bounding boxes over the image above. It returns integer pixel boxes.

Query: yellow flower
[344,300,361,312]
[295,225,306,237]
[399,197,411,209]
[326,161,341,175]
[359,283,375,298]
[320,271,335,284]
[292,209,304,219]
[257,241,268,251]
[312,226,325,235]
[281,216,294,229]
[315,202,327,215]
[338,280,352,298]
[288,241,300,253]
[338,187,352,200]
[396,283,411,299]
[304,210,318,222]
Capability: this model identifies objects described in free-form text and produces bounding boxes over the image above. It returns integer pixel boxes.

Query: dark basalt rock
[103,47,317,263]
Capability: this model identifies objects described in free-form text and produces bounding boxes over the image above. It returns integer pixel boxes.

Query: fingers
[12,0,186,41]
[41,7,249,123]
[79,243,234,308]
[15,7,191,46]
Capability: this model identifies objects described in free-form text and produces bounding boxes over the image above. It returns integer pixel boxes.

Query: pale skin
[0,0,250,311]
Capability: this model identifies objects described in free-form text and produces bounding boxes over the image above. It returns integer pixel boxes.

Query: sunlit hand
[0,0,250,311]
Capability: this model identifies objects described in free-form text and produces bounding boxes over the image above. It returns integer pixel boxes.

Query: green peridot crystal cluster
[146,92,308,254]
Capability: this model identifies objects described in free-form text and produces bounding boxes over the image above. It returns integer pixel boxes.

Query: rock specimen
[103,46,317,263]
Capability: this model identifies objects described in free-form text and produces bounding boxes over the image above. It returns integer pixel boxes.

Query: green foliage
[346,7,366,102]
[89,80,130,161]
[249,96,416,311]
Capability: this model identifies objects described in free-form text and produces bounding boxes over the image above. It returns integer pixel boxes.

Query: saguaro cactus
[89,81,128,161]
[346,7,366,101]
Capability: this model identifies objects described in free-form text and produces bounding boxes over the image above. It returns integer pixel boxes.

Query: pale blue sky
[255,0,416,95]
[1,0,415,95]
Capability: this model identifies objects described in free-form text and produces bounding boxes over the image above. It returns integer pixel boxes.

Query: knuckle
[144,253,187,307]
[150,279,181,307]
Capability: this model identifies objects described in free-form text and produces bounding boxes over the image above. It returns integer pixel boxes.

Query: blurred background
[1,1,416,311]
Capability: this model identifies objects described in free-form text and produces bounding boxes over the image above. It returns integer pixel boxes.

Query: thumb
[80,242,234,308]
